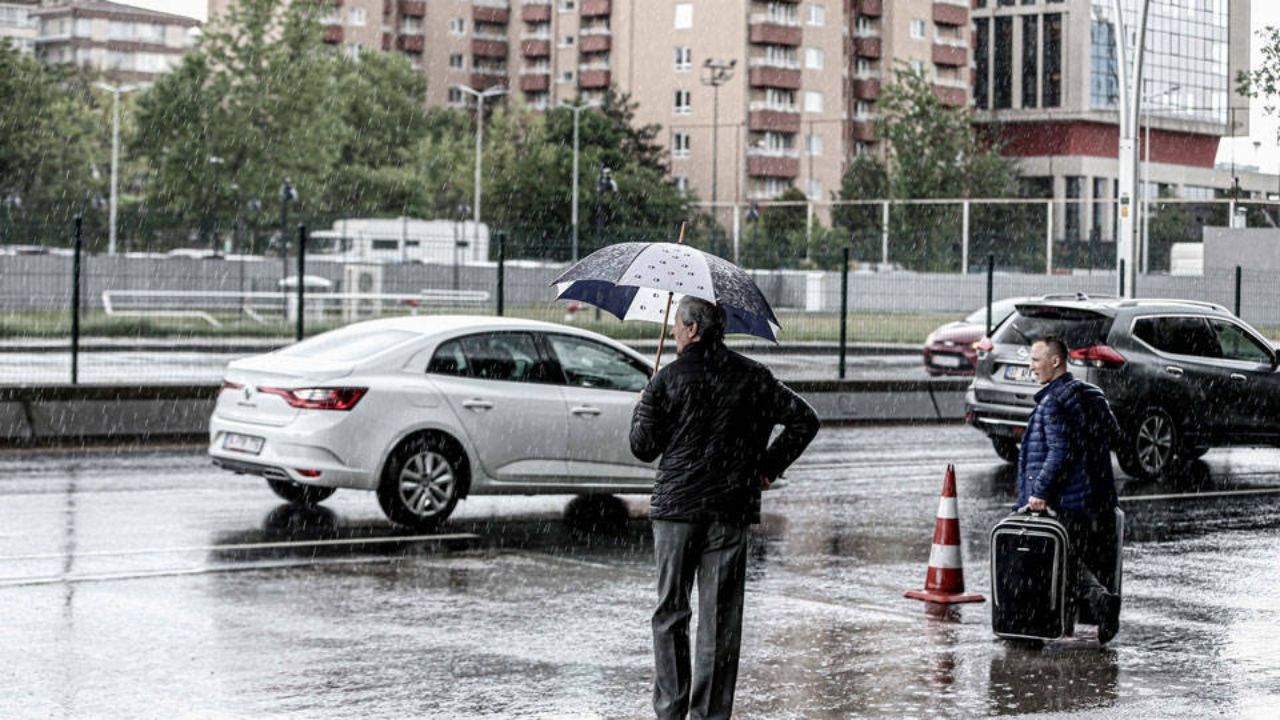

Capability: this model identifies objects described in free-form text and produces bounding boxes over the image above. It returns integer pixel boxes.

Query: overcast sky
[137,0,1280,171]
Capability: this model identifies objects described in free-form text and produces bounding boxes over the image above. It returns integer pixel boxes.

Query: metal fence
[2,199,1279,385]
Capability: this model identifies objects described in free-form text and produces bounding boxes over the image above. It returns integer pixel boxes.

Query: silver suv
[964,296,1280,480]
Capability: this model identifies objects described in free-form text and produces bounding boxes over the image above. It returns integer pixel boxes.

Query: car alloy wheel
[398,450,456,519]
[1133,409,1177,479]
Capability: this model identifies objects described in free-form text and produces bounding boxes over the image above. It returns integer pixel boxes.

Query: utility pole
[456,85,507,261]
[702,58,736,255]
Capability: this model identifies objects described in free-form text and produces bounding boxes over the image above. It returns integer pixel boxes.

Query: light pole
[566,101,588,262]
[1140,84,1179,274]
[1110,0,1153,298]
[92,81,146,256]
[702,58,736,255]
[455,85,507,258]
[452,202,470,293]
[279,177,297,310]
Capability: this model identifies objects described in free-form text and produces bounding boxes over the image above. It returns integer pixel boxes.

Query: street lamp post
[702,58,736,255]
[455,85,508,259]
[279,177,297,312]
[566,102,588,262]
[92,81,146,256]
[1111,0,1153,298]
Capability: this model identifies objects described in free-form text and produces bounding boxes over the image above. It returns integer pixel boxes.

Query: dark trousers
[1061,513,1119,615]
[652,520,749,720]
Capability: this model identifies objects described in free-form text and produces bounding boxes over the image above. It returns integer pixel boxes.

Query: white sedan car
[209,316,656,528]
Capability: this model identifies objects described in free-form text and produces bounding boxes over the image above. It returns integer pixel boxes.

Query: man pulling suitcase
[997,336,1123,644]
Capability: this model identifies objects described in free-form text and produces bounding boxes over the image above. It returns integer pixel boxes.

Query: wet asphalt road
[3,426,1280,719]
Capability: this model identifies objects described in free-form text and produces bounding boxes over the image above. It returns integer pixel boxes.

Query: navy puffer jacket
[1016,374,1119,516]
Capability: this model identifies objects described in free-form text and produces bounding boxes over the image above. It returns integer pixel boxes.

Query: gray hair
[677,296,726,344]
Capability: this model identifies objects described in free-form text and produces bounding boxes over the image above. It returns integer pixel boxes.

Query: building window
[1065,176,1082,241]
[856,58,872,77]
[672,132,691,158]
[804,91,823,113]
[560,70,574,83]
[348,7,366,26]
[449,18,465,34]
[674,46,691,71]
[767,45,797,66]
[674,4,693,30]
[765,88,795,109]
[674,175,689,194]
[855,16,874,36]
[674,89,691,114]
[854,101,871,119]
[1044,13,1061,108]
[559,0,575,11]
[449,53,464,70]
[974,18,989,109]
[805,48,823,70]
[1092,177,1108,237]
[1022,14,1038,108]
[806,178,822,200]
[993,16,1013,109]
[560,35,574,47]
[807,4,825,27]
[401,17,423,34]
[806,133,823,156]
[910,19,926,40]
[447,87,464,104]
[910,59,925,75]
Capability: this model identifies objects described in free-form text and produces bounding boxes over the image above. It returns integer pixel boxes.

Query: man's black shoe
[1096,592,1122,645]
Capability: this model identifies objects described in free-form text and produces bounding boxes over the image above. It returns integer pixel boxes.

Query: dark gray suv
[964,296,1280,480]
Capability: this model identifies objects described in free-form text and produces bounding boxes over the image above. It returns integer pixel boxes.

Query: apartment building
[30,1,199,81]
[0,0,39,54]
[972,0,1259,244]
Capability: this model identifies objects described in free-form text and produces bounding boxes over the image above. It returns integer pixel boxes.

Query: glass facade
[994,16,1013,109]
[1090,1,1229,125]
[1043,13,1061,107]
[1022,15,1039,108]
[974,18,990,109]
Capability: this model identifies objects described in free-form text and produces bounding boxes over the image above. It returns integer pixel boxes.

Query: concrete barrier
[0,379,970,446]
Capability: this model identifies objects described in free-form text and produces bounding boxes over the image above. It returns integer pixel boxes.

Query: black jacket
[630,340,820,525]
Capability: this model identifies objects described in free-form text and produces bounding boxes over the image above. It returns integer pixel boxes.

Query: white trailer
[309,217,490,264]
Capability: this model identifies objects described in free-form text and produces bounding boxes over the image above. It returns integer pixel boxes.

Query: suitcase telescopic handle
[1015,504,1058,518]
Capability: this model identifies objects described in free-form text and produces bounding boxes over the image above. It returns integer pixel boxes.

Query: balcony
[396,34,423,52]
[398,1,425,18]
[579,69,610,89]
[748,13,799,28]
[933,1,967,27]
[748,109,802,133]
[747,155,800,178]
[853,78,880,100]
[749,67,801,90]
[472,38,509,58]
[322,25,343,44]
[520,73,550,92]
[468,73,508,91]
[932,43,966,67]
[859,0,882,17]
[522,4,551,22]
[521,39,550,57]
[473,5,510,25]
[749,23,802,47]
[581,0,611,18]
[851,120,875,142]
[748,57,800,70]
[579,33,610,53]
[933,84,966,107]
[854,37,880,59]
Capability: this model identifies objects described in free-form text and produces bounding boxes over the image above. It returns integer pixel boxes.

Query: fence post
[880,200,889,266]
[1119,258,1126,298]
[731,203,741,265]
[71,216,82,385]
[295,224,306,342]
[805,201,814,261]
[1234,265,1242,317]
[496,230,506,317]
[1045,200,1054,276]
[839,246,849,380]
[986,252,994,337]
[961,200,970,275]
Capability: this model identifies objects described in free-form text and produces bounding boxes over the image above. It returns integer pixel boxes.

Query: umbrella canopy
[551,242,780,342]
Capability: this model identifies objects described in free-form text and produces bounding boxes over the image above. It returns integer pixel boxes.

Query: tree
[0,42,103,246]
[831,155,888,264]
[741,187,807,269]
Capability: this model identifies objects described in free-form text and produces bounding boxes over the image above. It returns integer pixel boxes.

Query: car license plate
[223,432,264,455]
[1002,364,1036,384]
[932,354,964,368]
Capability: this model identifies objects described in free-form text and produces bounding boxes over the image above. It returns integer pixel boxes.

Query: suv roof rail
[1116,298,1230,313]
[1039,292,1117,302]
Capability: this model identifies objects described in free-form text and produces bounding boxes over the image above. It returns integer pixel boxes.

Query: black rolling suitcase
[990,509,1075,641]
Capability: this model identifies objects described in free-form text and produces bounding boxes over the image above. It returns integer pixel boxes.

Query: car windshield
[276,328,418,362]
[994,307,1113,349]
[963,299,1020,326]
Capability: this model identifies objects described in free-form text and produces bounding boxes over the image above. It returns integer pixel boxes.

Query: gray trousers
[652,520,749,720]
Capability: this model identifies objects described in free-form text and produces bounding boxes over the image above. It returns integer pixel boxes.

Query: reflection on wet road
[1,427,1278,718]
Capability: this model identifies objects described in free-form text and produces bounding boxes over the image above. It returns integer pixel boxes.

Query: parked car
[964,296,1280,480]
[923,298,1030,376]
[209,316,656,528]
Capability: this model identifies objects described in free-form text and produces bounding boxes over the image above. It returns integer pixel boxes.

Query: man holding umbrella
[630,295,819,720]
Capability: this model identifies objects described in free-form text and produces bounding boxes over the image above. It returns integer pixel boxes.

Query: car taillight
[257,386,368,410]
[220,381,244,393]
[1069,345,1126,369]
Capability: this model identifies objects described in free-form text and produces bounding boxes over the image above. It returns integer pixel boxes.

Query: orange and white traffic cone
[905,464,985,605]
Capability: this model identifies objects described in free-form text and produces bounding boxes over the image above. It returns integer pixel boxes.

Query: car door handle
[461,399,493,411]
[570,406,602,417]
[1165,366,1184,377]
[1230,373,1247,382]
